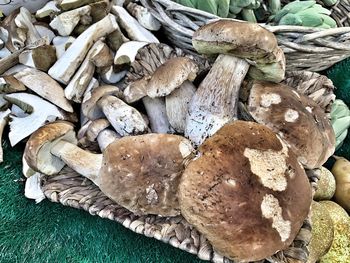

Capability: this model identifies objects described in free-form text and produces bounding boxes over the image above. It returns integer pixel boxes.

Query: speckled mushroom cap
[98,134,194,216]
[24,121,77,175]
[179,121,312,262]
[146,57,199,98]
[246,80,336,169]
[192,20,279,64]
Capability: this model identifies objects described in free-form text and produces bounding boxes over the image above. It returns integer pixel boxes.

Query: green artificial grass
[0,141,204,263]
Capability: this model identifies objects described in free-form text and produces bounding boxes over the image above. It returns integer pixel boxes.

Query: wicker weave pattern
[41,167,316,263]
[137,0,350,72]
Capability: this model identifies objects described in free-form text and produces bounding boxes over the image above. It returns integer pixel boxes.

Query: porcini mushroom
[4,93,67,146]
[186,20,285,145]
[179,121,312,262]
[25,121,194,216]
[18,44,57,71]
[13,68,73,112]
[48,14,119,84]
[36,1,61,18]
[244,80,335,169]
[15,7,42,45]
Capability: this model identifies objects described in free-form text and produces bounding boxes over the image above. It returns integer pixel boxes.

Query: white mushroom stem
[97,129,121,151]
[14,68,73,112]
[15,7,41,44]
[65,40,106,103]
[50,140,102,184]
[111,6,159,43]
[49,14,119,84]
[36,1,61,18]
[0,109,11,163]
[186,55,250,145]
[143,96,174,134]
[4,93,65,146]
[49,6,91,36]
[98,95,149,136]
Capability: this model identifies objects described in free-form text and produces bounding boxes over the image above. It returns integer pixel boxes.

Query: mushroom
[59,0,101,11]
[18,44,57,71]
[24,121,194,216]
[13,68,73,112]
[0,75,26,93]
[24,172,46,203]
[126,2,161,31]
[52,36,76,59]
[65,40,113,103]
[124,54,199,134]
[15,7,42,45]
[0,109,11,163]
[111,6,159,43]
[34,23,56,43]
[35,1,61,18]
[4,93,68,146]
[114,41,148,66]
[99,65,128,84]
[49,5,92,36]
[179,121,312,262]
[244,80,335,169]
[186,20,285,146]
[48,14,119,84]
[1,10,27,52]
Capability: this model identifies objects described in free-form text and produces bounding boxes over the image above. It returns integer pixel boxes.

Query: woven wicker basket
[137,0,350,72]
[39,68,335,263]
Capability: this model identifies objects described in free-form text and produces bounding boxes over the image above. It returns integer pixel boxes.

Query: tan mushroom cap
[146,57,199,98]
[179,121,312,262]
[82,85,123,120]
[24,121,77,175]
[246,80,336,169]
[192,20,279,64]
[99,134,194,216]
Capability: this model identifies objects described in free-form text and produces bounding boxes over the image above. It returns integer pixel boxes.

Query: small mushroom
[49,5,92,36]
[48,14,119,84]
[244,80,335,169]
[15,7,42,45]
[97,95,149,136]
[24,121,193,216]
[4,93,67,146]
[114,41,148,66]
[65,40,112,103]
[186,20,285,146]
[97,129,120,151]
[0,109,11,163]
[111,6,159,43]
[35,1,61,18]
[0,75,26,93]
[1,10,27,52]
[19,44,57,71]
[179,121,312,261]
[14,68,73,112]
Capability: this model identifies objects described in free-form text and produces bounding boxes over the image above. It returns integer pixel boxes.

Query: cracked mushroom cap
[24,121,77,175]
[146,57,199,98]
[179,121,312,262]
[192,20,279,64]
[246,80,336,169]
[99,134,194,216]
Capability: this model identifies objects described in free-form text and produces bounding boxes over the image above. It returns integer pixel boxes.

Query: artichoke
[174,0,230,18]
[273,0,337,28]
[331,99,350,150]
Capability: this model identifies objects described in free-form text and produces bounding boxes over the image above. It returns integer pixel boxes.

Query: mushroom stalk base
[50,140,102,185]
[186,54,250,145]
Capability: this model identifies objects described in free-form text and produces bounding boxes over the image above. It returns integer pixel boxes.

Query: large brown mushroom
[179,121,312,262]
[243,80,335,169]
[24,121,194,217]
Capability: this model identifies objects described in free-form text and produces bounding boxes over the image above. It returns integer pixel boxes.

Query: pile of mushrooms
[0,1,337,262]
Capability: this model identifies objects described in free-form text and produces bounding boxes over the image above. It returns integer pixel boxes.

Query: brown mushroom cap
[246,80,335,169]
[24,121,77,175]
[192,20,279,64]
[179,121,312,262]
[99,134,194,216]
[82,85,123,120]
[146,57,199,98]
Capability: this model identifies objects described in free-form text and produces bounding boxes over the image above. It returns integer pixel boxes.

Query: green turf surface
[0,141,204,263]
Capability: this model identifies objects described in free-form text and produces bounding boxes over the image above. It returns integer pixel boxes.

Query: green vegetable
[174,0,230,17]
[273,0,337,28]
[331,100,350,150]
